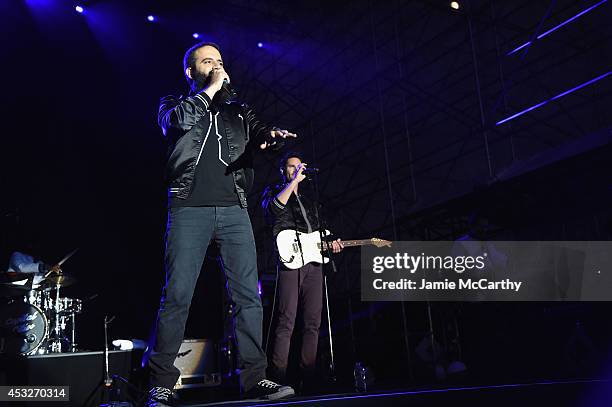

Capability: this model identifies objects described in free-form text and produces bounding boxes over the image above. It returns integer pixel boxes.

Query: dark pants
[270,263,322,382]
[148,206,267,392]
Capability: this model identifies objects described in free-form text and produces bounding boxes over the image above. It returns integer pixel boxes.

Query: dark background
[1,0,612,389]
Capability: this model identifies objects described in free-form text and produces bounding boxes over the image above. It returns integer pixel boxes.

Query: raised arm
[158,93,212,136]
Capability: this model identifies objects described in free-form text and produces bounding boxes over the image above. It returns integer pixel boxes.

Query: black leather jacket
[261,184,321,237]
[159,90,281,208]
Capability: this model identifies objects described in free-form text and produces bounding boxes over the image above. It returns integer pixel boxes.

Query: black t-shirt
[171,110,240,207]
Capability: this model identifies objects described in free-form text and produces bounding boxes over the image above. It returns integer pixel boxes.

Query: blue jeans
[147,206,267,391]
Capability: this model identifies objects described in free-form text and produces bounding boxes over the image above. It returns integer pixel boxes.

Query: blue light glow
[147,15,155,22]
[24,0,56,6]
[257,42,264,48]
[75,5,83,13]
[537,0,607,40]
[247,379,609,407]
[496,71,612,125]
[507,0,607,56]
[193,33,200,39]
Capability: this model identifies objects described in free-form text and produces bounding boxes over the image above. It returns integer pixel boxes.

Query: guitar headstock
[371,238,392,248]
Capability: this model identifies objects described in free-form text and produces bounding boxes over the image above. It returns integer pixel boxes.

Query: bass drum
[0,301,48,355]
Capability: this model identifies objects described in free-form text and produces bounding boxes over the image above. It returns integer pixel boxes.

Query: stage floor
[181,379,612,407]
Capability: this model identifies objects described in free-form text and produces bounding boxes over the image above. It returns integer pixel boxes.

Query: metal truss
[145,0,611,294]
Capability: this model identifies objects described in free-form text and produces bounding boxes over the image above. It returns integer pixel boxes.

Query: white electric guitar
[276,229,392,269]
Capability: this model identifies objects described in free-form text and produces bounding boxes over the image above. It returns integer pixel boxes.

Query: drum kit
[0,250,84,356]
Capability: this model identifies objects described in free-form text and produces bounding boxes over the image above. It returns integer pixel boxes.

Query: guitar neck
[341,239,375,247]
[320,239,373,248]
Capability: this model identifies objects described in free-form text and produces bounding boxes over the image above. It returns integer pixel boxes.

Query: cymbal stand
[48,281,63,353]
[70,307,77,352]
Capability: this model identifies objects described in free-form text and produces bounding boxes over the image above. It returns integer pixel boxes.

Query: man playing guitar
[261,152,343,394]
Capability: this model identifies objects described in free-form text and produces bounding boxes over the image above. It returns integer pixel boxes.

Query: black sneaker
[144,386,172,407]
[247,379,295,400]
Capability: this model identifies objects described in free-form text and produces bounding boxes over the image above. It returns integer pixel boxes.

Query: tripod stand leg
[324,275,335,380]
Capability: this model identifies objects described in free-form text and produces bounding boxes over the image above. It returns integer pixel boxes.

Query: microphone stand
[310,171,337,383]
[103,315,116,403]
[85,315,119,406]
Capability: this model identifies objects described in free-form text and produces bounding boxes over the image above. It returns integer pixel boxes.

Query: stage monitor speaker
[174,339,221,389]
[1,349,138,406]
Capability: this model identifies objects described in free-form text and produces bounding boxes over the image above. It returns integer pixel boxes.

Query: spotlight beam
[507,0,608,56]
[496,71,612,125]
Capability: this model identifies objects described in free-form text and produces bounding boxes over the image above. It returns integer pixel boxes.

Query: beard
[190,69,235,104]
[191,69,212,93]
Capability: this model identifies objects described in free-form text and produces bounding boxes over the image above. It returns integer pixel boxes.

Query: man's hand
[260,129,297,149]
[204,67,230,97]
[293,163,307,184]
[331,239,344,253]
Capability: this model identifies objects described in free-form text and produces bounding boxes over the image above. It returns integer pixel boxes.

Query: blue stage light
[193,33,200,39]
[507,0,607,56]
[75,5,84,13]
[496,71,612,125]
[147,15,155,22]
[257,42,263,48]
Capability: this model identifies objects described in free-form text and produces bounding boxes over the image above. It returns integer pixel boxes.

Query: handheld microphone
[221,78,237,99]
[302,167,319,180]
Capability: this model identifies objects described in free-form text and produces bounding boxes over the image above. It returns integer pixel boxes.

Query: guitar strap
[295,194,313,233]
[288,192,306,266]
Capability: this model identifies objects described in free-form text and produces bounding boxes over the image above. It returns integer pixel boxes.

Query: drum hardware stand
[104,315,116,387]
[46,280,64,353]
[42,249,79,353]
[111,374,146,406]
[70,307,77,352]
[95,315,121,406]
[84,315,126,406]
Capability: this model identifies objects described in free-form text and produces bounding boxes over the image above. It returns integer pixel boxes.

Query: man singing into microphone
[146,42,296,406]
[261,152,343,394]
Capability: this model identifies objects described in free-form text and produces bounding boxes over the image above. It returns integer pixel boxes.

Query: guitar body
[276,229,331,269]
[276,229,391,269]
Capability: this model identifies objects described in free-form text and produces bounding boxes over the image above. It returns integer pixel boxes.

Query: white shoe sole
[262,386,295,400]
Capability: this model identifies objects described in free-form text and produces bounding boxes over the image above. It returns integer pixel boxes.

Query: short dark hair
[279,151,305,175]
[183,41,221,74]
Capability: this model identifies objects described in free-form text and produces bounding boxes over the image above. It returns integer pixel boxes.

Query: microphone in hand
[221,78,237,99]
[302,167,319,173]
[302,167,319,180]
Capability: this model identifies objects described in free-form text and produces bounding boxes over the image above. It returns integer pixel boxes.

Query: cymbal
[2,271,46,282]
[0,272,44,297]
[0,283,32,298]
[42,273,76,288]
